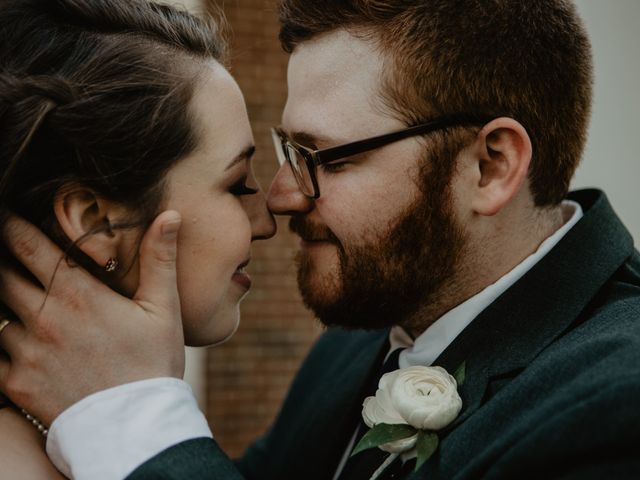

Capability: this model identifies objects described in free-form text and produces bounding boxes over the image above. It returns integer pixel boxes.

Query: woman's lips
[232,269,252,290]
[232,259,251,290]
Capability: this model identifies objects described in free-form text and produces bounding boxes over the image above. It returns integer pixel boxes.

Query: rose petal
[389,366,462,430]
[361,365,463,432]
[362,390,405,427]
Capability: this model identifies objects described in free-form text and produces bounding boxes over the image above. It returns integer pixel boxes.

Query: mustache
[289,216,340,244]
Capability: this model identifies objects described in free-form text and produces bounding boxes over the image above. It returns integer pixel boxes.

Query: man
[1,0,639,479]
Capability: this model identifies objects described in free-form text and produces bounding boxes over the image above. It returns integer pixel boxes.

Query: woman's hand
[0,211,184,425]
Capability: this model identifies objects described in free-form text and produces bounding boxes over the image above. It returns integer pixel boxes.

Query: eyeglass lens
[285,145,315,197]
[271,129,287,166]
[272,128,315,196]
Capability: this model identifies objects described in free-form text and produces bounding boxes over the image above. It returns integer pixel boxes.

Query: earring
[105,258,119,272]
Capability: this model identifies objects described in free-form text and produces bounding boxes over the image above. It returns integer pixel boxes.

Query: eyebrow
[290,130,343,149]
[225,145,256,171]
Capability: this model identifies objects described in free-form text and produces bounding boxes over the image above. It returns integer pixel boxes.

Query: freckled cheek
[175,238,239,320]
[193,213,252,262]
[174,223,224,275]
[174,202,256,295]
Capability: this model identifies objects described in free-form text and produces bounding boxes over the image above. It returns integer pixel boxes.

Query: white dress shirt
[47,201,582,480]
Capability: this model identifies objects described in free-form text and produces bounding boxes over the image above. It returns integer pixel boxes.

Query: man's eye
[320,162,348,173]
[229,179,258,196]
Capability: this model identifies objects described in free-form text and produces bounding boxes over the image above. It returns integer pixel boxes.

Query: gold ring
[0,319,11,336]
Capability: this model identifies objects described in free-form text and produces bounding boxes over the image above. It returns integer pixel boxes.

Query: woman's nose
[248,188,276,241]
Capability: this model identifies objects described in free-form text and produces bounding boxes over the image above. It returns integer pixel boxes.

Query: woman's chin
[183,309,241,347]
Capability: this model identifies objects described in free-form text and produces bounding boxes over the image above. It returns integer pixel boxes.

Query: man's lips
[289,217,339,244]
[299,237,334,245]
[298,238,340,255]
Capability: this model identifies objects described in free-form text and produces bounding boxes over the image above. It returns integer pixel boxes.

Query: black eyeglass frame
[271,114,493,199]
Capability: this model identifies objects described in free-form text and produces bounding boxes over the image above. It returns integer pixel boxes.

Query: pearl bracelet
[21,408,49,437]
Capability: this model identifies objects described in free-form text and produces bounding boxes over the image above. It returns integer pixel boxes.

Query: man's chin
[305,299,400,330]
[298,241,339,270]
[299,281,402,331]
[297,270,342,315]
[296,245,339,282]
[296,244,412,330]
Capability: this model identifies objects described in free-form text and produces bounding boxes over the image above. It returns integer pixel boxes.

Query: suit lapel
[282,328,389,479]
[407,190,634,478]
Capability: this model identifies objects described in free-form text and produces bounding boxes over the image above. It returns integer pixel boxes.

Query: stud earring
[105,258,119,272]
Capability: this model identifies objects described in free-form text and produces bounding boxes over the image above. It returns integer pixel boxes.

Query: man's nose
[267,163,314,215]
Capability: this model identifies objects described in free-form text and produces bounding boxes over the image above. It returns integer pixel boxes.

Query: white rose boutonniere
[352,362,465,479]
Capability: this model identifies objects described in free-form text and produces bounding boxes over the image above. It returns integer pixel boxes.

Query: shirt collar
[389,199,584,368]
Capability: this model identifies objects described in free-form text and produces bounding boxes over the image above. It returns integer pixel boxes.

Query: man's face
[267,30,467,329]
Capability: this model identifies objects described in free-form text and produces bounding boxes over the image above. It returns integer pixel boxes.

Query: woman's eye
[229,178,258,196]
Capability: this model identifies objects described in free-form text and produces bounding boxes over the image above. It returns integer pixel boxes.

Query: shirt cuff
[46,378,213,480]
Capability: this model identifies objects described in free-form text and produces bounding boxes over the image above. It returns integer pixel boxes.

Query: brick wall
[204,0,323,458]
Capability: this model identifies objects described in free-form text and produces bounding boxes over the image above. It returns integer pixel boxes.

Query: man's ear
[53,186,125,270]
[469,117,532,216]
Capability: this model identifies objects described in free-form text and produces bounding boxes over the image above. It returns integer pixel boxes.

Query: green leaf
[414,431,439,472]
[453,361,466,387]
[351,423,417,457]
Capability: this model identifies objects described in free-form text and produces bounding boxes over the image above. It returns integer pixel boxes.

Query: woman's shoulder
[0,407,66,479]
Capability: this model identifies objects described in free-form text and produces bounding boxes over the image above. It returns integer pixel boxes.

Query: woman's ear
[469,117,532,216]
[53,186,124,270]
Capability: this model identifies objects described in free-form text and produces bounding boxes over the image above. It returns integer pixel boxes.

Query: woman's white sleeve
[46,378,213,480]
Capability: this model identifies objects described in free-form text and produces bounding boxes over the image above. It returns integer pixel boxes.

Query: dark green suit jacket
[128,190,640,479]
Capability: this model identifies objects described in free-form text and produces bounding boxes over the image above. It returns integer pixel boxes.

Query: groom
[1,0,640,478]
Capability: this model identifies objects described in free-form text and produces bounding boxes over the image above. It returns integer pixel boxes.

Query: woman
[0,0,275,477]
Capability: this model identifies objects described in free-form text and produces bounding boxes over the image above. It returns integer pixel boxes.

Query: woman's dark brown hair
[279,0,593,206]
[0,0,226,272]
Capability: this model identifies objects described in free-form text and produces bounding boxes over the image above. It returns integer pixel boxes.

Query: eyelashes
[320,161,348,173]
[229,177,258,196]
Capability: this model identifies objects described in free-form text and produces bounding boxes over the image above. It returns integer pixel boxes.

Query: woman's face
[120,62,276,346]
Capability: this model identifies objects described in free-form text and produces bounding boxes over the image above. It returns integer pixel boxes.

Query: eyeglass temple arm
[314,114,493,165]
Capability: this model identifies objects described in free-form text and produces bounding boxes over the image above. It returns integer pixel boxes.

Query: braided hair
[0,0,226,266]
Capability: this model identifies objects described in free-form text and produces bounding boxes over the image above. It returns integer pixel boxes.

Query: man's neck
[403,204,567,338]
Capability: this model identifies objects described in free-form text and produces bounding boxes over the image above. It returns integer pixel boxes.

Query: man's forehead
[283,30,390,141]
[288,30,379,86]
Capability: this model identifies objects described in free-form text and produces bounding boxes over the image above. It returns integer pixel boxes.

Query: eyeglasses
[271,114,492,199]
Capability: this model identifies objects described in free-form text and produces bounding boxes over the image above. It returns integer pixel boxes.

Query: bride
[0,0,275,477]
